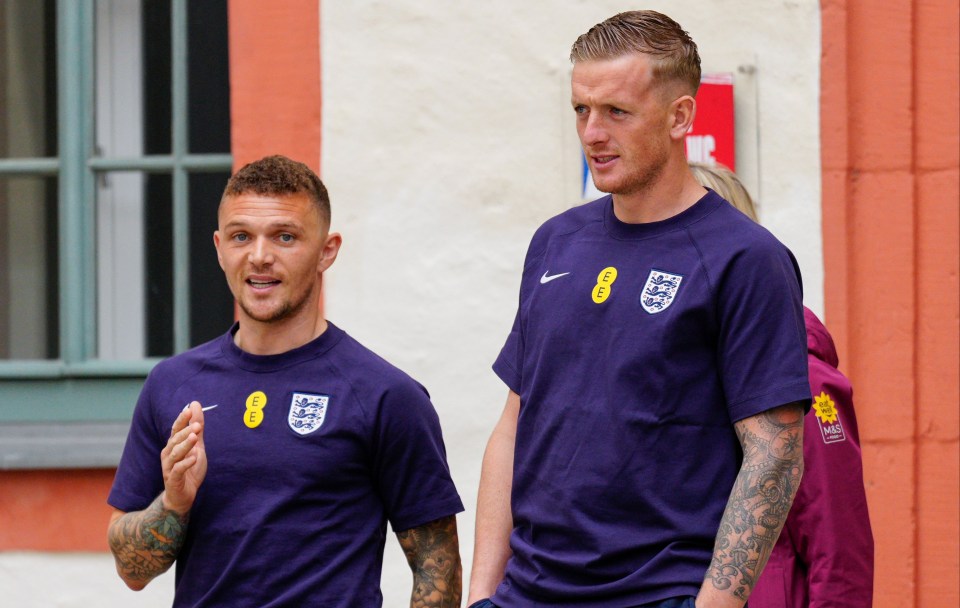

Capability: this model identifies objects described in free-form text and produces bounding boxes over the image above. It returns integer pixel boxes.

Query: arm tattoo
[396,515,463,608]
[705,402,805,601]
[107,494,189,585]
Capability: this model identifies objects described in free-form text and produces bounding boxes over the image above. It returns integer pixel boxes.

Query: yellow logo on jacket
[813,391,838,424]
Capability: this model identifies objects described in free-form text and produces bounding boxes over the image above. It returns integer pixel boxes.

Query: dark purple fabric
[109,322,463,607]
[750,308,874,608]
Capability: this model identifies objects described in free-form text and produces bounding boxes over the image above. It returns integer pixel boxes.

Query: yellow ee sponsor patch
[592,266,618,304]
[244,390,267,429]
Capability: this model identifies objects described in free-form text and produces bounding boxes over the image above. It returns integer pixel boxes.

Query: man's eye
[234,233,248,242]
[574,105,587,115]
[279,234,294,243]
[611,108,626,116]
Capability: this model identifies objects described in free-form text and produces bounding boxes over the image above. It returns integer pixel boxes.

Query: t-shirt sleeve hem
[107,489,157,514]
[389,497,465,533]
[492,357,521,395]
[728,381,812,422]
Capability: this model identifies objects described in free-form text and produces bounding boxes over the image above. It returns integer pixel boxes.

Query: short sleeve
[493,310,523,394]
[108,374,166,512]
[492,225,552,394]
[371,380,463,532]
[716,242,812,421]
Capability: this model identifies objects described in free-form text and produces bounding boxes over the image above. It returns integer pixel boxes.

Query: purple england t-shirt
[491,192,811,607]
[109,322,463,607]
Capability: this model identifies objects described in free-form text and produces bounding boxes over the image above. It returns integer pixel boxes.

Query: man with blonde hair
[470,12,810,608]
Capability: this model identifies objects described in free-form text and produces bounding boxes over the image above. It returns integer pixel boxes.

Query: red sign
[686,73,735,170]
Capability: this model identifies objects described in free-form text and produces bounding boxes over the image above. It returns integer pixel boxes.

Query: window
[0,0,232,468]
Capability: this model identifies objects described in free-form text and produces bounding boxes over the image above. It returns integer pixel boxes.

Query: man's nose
[581,112,609,146]
[248,237,275,266]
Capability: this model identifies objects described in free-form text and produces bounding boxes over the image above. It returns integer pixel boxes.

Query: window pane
[189,172,233,345]
[188,0,230,154]
[142,0,232,155]
[96,0,145,161]
[0,0,58,159]
[96,170,148,360]
[0,177,59,360]
[144,172,173,357]
[114,172,235,355]
[142,0,172,155]
[95,170,175,360]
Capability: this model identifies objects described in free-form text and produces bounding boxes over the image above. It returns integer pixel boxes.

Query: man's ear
[318,232,342,273]
[213,231,225,270]
[669,95,697,141]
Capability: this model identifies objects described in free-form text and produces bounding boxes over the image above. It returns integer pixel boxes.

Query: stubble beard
[237,283,315,324]
[596,162,664,199]
[590,144,669,199]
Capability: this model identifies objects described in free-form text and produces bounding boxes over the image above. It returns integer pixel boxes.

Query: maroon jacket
[750,308,874,608]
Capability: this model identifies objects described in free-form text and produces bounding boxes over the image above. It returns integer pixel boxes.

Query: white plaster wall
[321,1,822,604]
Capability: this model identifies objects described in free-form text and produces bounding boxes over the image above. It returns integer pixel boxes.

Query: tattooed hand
[698,401,805,608]
[107,402,207,590]
[397,515,463,608]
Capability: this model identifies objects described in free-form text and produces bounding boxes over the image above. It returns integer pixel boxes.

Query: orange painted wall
[0,470,115,550]
[228,0,322,173]
[821,0,960,606]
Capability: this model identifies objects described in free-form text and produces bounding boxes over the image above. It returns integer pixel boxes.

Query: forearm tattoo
[107,494,189,584]
[705,403,805,601]
[396,515,463,608]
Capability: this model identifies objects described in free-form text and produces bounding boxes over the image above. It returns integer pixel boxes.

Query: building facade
[0,1,956,606]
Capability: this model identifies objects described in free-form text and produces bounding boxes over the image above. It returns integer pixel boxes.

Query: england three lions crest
[288,392,329,435]
[641,269,684,314]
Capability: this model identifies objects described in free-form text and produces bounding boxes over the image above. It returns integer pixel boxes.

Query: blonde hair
[570,10,701,97]
[689,162,759,222]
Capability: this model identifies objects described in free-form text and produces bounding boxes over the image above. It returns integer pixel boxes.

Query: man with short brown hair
[108,155,463,607]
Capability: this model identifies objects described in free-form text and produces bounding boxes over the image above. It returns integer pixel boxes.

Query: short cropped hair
[570,10,701,97]
[689,162,759,222]
[221,155,331,226]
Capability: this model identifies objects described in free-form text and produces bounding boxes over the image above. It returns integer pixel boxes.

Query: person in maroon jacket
[690,162,875,607]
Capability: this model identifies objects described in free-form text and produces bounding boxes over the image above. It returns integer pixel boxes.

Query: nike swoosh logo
[540,271,571,284]
[183,403,219,412]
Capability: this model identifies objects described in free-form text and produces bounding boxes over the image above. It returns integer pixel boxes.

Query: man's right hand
[468,390,520,603]
[160,401,208,514]
[108,401,207,590]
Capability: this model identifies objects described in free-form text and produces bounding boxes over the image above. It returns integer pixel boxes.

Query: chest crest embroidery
[288,392,329,435]
[640,269,684,314]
